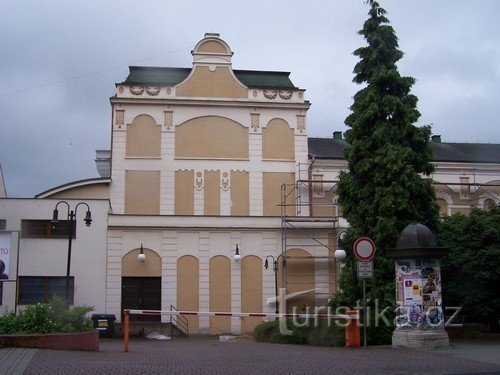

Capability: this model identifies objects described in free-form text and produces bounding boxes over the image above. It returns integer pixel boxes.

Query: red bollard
[123,310,130,352]
[345,309,361,347]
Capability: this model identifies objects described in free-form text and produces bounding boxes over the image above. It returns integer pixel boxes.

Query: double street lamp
[51,201,92,303]
[264,255,285,318]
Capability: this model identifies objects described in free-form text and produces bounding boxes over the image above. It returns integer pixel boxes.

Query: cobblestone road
[21,337,500,374]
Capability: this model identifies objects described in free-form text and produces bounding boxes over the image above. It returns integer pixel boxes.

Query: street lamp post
[51,201,92,303]
[264,255,279,318]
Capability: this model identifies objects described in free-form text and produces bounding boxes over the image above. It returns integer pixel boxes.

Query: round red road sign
[353,237,376,261]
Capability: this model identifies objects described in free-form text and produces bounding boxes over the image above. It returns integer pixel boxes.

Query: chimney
[431,135,442,143]
[95,150,111,178]
[333,131,343,140]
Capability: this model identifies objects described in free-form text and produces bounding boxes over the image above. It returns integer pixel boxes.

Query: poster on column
[0,232,11,279]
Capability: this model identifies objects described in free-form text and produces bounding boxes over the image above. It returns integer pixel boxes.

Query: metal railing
[170,304,189,337]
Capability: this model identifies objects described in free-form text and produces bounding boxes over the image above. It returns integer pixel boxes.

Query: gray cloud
[1,0,499,197]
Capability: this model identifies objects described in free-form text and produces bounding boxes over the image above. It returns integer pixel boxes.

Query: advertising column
[0,232,10,279]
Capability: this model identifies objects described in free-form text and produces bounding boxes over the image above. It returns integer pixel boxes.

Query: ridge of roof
[35,177,111,199]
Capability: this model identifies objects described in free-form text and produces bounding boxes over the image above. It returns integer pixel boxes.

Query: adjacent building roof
[308,138,349,160]
[121,66,297,89]
[35,177,111,199]
[308,137,500,164]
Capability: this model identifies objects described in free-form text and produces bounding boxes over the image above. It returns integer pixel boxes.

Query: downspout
[308,156,315,217]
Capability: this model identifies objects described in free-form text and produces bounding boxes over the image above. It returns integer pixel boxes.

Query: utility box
[91,314,116,338]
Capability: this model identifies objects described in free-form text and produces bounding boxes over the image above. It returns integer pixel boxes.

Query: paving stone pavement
[0,348,37,375]
[15,337,500,374]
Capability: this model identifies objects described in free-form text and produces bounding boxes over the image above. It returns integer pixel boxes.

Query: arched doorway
[121,247,162,322]
[278,248,315,314]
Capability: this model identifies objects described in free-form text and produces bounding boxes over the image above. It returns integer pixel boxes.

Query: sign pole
[353,237,376,348]
[363,277,367,347]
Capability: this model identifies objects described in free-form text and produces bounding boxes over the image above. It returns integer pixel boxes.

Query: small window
[0,219,6,230]
[18,276,74,304]
[312,174,324,196]
[21,220,76,239]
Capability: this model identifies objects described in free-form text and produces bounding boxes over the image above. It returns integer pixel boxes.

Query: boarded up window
[126,114,161,157]
[125,170,160,214]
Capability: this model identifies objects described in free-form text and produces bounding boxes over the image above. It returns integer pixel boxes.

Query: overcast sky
[1,1,499,197]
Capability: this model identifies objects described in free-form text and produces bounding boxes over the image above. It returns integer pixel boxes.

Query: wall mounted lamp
[138,243,146,262]
[334,231,347,261]
[233,244,241,263]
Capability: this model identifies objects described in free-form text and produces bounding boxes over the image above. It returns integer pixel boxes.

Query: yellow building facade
[11,33,498,336]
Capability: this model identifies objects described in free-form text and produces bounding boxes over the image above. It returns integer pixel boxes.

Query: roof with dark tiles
[308,137,500,164]
[121,66,297,89]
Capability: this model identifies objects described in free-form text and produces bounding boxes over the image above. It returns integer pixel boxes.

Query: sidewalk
[2,337,499,374]
[424,340,500,366]
[0,348,37,375]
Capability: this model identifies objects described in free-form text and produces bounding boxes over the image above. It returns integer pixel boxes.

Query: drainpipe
[308,156,315,217]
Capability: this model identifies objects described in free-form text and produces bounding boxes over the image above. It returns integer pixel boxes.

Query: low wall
[0,331,99,351]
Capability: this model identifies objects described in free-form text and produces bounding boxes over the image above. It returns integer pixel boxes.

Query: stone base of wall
[392,329,449,349]
[0,331,99,351]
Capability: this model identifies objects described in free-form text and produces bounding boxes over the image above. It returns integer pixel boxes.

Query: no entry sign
[353,237,376,261]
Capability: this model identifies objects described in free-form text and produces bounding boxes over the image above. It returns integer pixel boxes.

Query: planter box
[0,331,99,351]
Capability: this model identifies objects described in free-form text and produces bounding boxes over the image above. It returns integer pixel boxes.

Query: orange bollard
[345,309,361,347]
[124,310,130,352]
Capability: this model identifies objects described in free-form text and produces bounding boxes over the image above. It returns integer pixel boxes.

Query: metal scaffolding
[279,163,344,308]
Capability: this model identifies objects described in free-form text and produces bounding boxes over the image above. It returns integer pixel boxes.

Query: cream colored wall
[124,170,160,214]
[204,170,220,215]
[177,256,199,333]
[263,172,295,216]
[126,114,161,157]
[109,104,308,216]
[176,66,247,98]
[122,248,161,277]
[241,255,263,333]
[174,170,194,215]
[104,34,321,334]
[262,118,295,160]
[104,225,334,333]
[209,255,231,334]
[230,171,249,216]
[175,116,249,159]
[197,40,229,54]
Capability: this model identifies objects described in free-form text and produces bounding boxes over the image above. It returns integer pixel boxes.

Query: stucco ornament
[130,86,144,95]
[251,113,260,132]
[164,110,173,130]
[115,109,125,129]
[297,115,306,133]
[279,90,293,100]
[221,172,230,191]
[263,90,277,99]
[146,87,161,96]
[195,171,204,191]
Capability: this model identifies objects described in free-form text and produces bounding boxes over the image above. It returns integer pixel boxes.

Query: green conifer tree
[336,0,439,311]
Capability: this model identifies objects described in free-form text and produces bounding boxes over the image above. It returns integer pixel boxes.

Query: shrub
[253,320,278,342]
[253,319,306,344]
[307,321,345,347]
[0,298,94,334]
[253,318,345,347]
